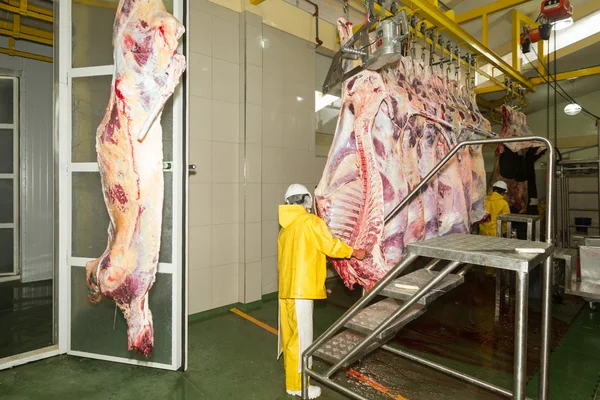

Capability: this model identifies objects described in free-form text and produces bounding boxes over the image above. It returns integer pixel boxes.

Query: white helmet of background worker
[492,181,508,191]
[285,184,314,212]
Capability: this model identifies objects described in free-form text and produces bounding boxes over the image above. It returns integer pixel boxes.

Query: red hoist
[520,0,573,53]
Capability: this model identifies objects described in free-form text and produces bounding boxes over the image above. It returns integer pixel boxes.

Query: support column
[238,11,264,304]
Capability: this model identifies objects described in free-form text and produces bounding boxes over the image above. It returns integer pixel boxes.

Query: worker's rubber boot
[286,386,322,399]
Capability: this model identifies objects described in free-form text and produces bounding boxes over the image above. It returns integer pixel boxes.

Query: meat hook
[428,28,437,65]
[420,22,427,62]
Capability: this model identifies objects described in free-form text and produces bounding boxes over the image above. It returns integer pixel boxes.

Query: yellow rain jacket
[278,205,354,299]
[479,192,511,236]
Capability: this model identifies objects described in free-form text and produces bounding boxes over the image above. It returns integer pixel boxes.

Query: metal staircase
[301,136,556,400]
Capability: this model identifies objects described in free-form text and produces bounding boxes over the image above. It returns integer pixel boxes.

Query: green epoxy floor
[1,275,599,400]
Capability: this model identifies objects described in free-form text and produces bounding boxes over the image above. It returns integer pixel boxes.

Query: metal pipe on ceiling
[303,0,324,48]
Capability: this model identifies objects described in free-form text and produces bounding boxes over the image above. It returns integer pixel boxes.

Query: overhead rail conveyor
[321,0,537,101]
[301,136,556,400]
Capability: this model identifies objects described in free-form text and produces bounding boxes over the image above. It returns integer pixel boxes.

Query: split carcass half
[85,0,186,357]
[492,105,547,213]
[315,18,490,291]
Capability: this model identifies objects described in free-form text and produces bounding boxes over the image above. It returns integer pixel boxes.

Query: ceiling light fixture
[564,103,582,116]
[552,17,574,31]
[564,78,581,116]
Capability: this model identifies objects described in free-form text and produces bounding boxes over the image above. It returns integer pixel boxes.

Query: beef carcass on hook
[315,18,490,291]
[85,0,186,357]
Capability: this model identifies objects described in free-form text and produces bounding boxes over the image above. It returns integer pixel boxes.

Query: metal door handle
[188,164,196,171]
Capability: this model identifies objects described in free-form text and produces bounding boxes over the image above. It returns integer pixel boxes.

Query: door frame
[56,0,187,371]
[0,75,20,278]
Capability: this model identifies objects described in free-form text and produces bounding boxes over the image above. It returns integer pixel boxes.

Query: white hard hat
[493,181,508,191]
[285,184,312,204]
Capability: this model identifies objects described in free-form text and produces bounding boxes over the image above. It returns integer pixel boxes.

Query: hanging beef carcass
[315,18,490,290]
[85,0,186,357]
[492,105,546,213]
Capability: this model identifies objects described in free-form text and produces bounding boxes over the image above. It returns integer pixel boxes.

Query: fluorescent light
[552,17,573,31]
[564,103,582,116]
[315,91,340,112]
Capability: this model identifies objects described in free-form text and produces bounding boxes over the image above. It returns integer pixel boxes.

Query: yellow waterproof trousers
[279,299,313,391]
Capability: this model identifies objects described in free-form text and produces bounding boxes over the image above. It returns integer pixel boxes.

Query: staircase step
[314,330,381,366]
[381,269,464,305]
[345,298,426,339]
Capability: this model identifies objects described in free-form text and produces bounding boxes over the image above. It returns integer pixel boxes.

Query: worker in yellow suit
[278,184,366,399]
[479,181,510,276]
[479,180,511,237]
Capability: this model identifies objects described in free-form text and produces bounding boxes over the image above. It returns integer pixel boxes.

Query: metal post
[565,176,570,248]
[535,219,541,242]
[514,271,529,400]
[382,345,514,398]
[495,269,503,322]
[324,261,461,378]
[424,258,441,271]
[384,136,552,224]
[539,142,555,400]
[526,221,533,241]
[301,253,419,399]
[507,222,512,238]
[497,219,502,237]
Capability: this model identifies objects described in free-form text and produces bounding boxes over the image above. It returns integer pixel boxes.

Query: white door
[57,0,187,370]
[0,76,19,278]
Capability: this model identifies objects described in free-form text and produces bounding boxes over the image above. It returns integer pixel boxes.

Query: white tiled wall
[188,1,242,314]
[261,26,327,295]
[188,5,331,311]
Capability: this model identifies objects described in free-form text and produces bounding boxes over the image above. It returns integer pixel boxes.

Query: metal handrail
[301,135,555,400]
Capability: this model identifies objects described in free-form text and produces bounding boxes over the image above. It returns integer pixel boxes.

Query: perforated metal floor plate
[381,269,464,305]
[345,298,426,339]
[314,330,381,366]
[407,234,553,272]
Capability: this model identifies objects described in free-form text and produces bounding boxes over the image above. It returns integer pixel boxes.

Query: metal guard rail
[301,136,555,400]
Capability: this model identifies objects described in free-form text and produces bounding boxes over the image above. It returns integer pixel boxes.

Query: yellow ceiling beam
[531,66,600,84]
[456,0,532,24]
[478,0,600,84]
[476,66,600,94]
[0,0,53,23]
[0,37,52,63]
[402,0,534,90]
[7,0,52,16]
[0,19,53,46]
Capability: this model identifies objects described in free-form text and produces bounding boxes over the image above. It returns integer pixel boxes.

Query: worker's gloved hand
[352,249,367,260]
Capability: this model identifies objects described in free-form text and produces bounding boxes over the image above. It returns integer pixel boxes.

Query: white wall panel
[20,58,54,283]
[0,53,54,283]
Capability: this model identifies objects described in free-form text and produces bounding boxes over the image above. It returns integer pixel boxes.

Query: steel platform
[407,233,553,272]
